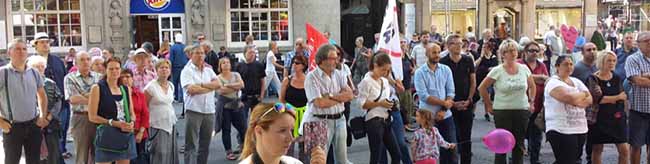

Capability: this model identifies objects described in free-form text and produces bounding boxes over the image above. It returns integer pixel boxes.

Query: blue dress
[94,80,137,162]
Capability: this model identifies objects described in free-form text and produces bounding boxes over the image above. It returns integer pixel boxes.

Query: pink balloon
[482,128,515,154]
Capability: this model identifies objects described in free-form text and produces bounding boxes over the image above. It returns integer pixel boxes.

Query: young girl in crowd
[411,110,456,164]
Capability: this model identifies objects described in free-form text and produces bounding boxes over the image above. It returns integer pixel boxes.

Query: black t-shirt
[235,61,266,95]
[204,50,219,74]
[402,56,413,89]
[440,54,476,101]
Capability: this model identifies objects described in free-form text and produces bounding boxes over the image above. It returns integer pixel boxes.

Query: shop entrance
[131,14,185,53]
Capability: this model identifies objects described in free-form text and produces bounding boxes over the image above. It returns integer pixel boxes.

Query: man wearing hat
[170,33,188,102]
[33,32,69,162]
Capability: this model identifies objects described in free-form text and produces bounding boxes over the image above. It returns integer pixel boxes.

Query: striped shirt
[64,71,102,112]
[625,52,650,113]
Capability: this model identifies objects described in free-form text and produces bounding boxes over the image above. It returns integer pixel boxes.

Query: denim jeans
[366,117,401,164]
[172,68,183,102]
[58,102,70,158]
[221,108,247,151]
[381,110,413,164]
[324,117,349,164]
[435,116,459,164]
[527,112,543,164]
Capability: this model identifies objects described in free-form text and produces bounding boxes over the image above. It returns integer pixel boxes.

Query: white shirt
[357,73,391,121]
[239,155,303,164]
[144,80,177,134]
[544,76,589,134]
[180,62,218,114]
[265,51,277,73]
[412,43,427,68]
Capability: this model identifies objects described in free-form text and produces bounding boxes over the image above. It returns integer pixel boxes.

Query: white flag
[377,0,403,80]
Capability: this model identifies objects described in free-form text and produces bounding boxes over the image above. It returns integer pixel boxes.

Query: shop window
[229,0,290,46]
[10,0,83,48]
[536,8,582,38]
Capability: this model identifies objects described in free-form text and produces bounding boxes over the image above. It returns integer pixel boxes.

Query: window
[536,8,582,38]
[9,0,83,49]
[228,0,291,46]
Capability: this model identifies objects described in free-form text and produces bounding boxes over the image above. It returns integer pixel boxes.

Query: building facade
[1,0,341,56]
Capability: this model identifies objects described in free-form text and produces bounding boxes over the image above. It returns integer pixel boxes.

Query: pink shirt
[132,68,157,92]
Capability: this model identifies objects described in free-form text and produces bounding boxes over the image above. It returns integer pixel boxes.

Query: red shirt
[131,89,150,138]
[517,59,549,113]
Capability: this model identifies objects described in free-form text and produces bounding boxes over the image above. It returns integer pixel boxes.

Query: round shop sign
[145,0,171,11]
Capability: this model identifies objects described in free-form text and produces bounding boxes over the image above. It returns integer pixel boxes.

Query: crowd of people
[0,23,649,164]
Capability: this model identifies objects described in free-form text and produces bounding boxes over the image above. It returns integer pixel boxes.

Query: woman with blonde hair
[239,103,325,164]
[158,40,171,59]
[586,51,629,164]
[144,59,179,164]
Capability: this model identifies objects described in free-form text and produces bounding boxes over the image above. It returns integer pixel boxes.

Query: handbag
[95,86,133,153]
[349,80,385,139]
[222,95,243,109]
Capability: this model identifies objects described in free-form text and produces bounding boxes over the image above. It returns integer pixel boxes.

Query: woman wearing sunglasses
[279,55,309,160]
[240,103,325,164]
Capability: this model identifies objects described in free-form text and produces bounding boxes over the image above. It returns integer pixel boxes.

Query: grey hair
[7,38,26,51]
[27,55,47,69]
[184,44,203,55]
[74,51,90,66]
[315,44,337,65]
[636,31,650,42]
[199,41,214,50]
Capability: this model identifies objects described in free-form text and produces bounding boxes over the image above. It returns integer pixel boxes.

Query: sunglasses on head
[256,103,295,124]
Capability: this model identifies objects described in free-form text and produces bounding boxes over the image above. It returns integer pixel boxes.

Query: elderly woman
[88,58,137,164]
[544,56,592,164]
[239,103,325,164]
[91,56,106,75]
[144,59,178,164]
[27,55,63,164]
[586,51,629,164]
[478,39,536,164]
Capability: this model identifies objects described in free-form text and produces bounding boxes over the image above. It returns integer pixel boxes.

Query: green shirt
[487,64,531,110]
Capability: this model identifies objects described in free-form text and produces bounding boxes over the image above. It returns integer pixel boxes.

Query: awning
[130,0,185,14]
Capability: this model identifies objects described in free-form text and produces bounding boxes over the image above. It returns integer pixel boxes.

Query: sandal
[61,152,72,159]
[226,152,238,160]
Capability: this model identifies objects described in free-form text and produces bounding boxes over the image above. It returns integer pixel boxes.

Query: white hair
[91,56,105,63]
[27,55,47,69]
[74,51,90,66]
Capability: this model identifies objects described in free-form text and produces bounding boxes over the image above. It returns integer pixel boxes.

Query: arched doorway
[493,8,516,39]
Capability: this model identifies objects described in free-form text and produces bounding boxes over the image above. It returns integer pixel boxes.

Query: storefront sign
[131,0,185,14]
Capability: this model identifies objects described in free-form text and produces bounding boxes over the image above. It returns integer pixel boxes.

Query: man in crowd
[430,25,444,43]
[0,38,49,164]
[627,31,650,164]
[412,31,430,69]
[201,41,220,74]
[304,44,355,164]
[615,32,639,93]
[236,45,266,120]
[170,33,188,102]
[413,43,458,164]
[181,45,221,164]
[284,38,310,78]
[101,47,114,60]
[65,51,102,164]
[440,34,476,164]
[33,32,69,163]
[570,42,598,164]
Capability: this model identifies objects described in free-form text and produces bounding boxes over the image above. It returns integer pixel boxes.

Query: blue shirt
[0,65,44,122]
[614,47,639,79]
[413,63,455,118]
[170,43,188,68]
[284,50,310,74]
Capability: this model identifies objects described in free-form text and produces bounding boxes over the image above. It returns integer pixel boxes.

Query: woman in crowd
[478,39,536,164]
[280,55,308,161]
[91,56,106,75]
[357,53,402,164]
[158,40,171,59]
[144,59,179,164]
[88,57,137,164]
[119,69,150,164]
[216,57,247,160]
[65,48,76,71]
[264,41,283,96]
[474,40,499,121]
[239,103,326,164]
[382,64,412,164]
[28,55,63,164]
[544,56,592,164]
[586,51,629,164]
[352,36,371,85]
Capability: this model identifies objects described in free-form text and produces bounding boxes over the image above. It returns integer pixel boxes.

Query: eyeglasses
[256,103,295,123]
[527,49,540,53]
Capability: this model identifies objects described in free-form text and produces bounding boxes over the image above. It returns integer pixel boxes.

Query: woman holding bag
[88,57,137,164]
[216,57,247,160]
[144,59,179,164]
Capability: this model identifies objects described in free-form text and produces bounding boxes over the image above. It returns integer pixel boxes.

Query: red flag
[306,23,328,71]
